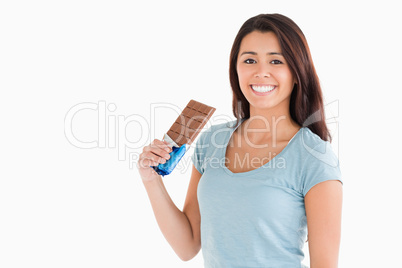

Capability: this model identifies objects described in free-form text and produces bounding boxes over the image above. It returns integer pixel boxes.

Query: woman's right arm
[137,139,202,261]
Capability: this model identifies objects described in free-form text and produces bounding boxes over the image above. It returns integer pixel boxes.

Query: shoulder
[294,127,339,168]
[190,119,236,173]
[209,119,237,132]
[298,127,327,150]
[195,119,237,144]
[294,128,342,195]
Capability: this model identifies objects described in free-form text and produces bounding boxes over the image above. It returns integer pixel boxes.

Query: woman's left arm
[305,180,343,268]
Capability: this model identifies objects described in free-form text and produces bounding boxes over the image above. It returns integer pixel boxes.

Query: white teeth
[251,85,276,93]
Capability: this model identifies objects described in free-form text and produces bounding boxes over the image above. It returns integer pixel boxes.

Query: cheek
[276,69,294,86]
[237,65,252,85]
[236,66,245,87]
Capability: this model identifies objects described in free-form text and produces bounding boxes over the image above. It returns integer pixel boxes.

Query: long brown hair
[229,13,332,142]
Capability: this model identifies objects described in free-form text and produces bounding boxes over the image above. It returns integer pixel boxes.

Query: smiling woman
[229,14,330,142]
[138,13,343,268]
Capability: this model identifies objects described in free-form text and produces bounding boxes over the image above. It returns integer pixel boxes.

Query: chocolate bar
[166,99,216,147]
[152,100,215,176]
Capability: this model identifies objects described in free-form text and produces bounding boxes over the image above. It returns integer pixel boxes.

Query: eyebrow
[240,51,283,56]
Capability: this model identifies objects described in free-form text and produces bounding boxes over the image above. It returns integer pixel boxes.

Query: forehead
[239,31,281,52]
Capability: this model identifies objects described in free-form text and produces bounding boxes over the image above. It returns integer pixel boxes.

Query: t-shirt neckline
[221,119,303,176]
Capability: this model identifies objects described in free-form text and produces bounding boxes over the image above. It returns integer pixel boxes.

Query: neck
[240,104,301,144]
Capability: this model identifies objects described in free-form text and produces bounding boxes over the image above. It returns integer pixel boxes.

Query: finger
[151,139,173,151]
[150,145,171,159]
[143,142,171,158]
[138,156,160,169]
[143,145,171,156]
[142,151,169,164]
[142,149,170,162]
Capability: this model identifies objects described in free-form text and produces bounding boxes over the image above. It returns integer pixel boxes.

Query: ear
[293,75,298,85]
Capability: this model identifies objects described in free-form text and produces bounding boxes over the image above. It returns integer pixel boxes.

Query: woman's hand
[137,139,172,182]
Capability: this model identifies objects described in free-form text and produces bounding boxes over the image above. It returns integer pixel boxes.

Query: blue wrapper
[152,144,187,176]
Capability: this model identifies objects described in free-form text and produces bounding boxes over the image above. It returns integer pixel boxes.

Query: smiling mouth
[251,85,277,93]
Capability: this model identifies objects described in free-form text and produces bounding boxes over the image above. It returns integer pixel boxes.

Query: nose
[254,64,271,78]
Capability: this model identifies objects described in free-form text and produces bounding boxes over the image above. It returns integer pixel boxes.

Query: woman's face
[236,31,296,114]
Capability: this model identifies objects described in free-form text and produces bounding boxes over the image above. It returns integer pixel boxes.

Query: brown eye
[244,59,256,64]
[270,59,283,64]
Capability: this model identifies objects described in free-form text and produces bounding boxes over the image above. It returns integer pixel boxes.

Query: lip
[250,84,277,96]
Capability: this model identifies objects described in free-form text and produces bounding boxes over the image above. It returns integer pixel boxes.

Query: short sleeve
[191,130,209,175]
[301,141,342,196]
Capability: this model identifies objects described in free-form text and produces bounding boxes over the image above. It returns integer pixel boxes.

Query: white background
[1,0,401,267]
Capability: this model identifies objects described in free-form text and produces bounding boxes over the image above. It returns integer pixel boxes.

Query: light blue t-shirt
[191,119,342,268]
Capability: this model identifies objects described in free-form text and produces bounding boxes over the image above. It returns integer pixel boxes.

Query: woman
[138,13,343,268]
